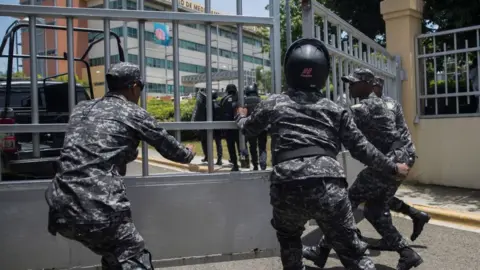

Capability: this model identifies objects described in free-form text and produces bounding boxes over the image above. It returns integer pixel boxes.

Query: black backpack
[219,93,238,121]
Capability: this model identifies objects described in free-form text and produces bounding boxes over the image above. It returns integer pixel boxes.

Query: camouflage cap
[374,76,384,87]
[341,68,375,85]
[106,62,143,90]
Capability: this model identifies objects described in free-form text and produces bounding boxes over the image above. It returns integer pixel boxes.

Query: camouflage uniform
[374,77,430,244]
[45,62,194,269]
[244,88,268,170]
[236,89,399,270]
[305,69,420,270]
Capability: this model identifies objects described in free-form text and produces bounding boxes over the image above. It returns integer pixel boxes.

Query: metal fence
[416,25,480,118]
[301,0,400,105]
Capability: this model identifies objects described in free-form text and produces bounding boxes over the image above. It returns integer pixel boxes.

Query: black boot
[302,245,330,269]
[253,165,259,171]
[397,247,423,270]
[260,164,267,170]
[368,238,395,251]
[216,158,223,166]
[201,157,207,163]
[231,164,240,171]
[410,210,431,241]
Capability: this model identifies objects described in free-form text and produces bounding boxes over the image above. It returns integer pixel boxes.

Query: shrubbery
[147,99,198,140]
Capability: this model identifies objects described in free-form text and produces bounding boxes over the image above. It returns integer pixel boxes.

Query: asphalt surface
[161,217,480,270]
[126,160,178,175]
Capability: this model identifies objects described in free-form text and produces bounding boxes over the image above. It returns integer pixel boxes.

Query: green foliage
[427,79,469,94]
[53,74,89,87]
[147,98,200,141]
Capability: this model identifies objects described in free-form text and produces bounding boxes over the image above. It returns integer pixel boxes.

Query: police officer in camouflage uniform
[45,62,196,270]
[244,83,268,170]
[303,69,423,270]
[235,39,410,270]
[372,76,431,245]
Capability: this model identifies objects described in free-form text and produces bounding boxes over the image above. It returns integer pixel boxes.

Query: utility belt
[272,146,337,166]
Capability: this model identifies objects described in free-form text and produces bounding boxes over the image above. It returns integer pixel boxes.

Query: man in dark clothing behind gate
[220,84,242,171]
[372,76,430,246]
[45,62,195,270]
[303,69,423,270]
[200,90,223,165]
[244,83,268,170]
[235,38,410,270]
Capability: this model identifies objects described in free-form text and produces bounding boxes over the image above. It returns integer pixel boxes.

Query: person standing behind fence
[45,62,196,270]
[244,84,268,170]
[212,90,223,165]
[220,84,241,171]
[235,38,410,270]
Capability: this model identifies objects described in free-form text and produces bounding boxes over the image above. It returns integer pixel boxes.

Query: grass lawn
[151,137,273,167]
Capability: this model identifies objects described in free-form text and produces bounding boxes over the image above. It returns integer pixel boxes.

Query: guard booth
[0,0,399,269]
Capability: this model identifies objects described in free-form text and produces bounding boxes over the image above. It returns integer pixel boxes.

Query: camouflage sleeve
[235,99,273,138]
[339,109,397,175]
[395,102,416,154]
[133,110,195,164]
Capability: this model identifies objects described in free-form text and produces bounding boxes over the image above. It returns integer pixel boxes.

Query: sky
[0,0,270,73]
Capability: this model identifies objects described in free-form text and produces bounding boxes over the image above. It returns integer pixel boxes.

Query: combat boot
[368,238,395,251]
[302,245,330,269]
[260,164,267,170]
[201,157,207,163]
[216,158,223,166]
[253,165,259,171]
[410,210,430,241]
[396,247,423,270]
[231,164,240,171]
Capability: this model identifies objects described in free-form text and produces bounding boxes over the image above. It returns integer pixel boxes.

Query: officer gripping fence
[45,62,196,270]
[303,68,423,270]
[235,38,410,270]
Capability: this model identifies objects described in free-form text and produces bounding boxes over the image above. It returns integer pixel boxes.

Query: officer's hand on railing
[395,163,410,177]
[236,107,248,117]
[186,144,196,156]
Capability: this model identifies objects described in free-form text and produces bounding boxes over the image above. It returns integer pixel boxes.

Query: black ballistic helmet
[245,84,258,95]
[284,38,330,91]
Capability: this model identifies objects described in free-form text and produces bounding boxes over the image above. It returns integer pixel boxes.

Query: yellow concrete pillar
[381,0,423,179]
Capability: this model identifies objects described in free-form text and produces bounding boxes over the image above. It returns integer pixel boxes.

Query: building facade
[20,0,271,97]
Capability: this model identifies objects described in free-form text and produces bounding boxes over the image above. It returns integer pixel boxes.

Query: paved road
[162,217,480,270]
[126,160,179,176]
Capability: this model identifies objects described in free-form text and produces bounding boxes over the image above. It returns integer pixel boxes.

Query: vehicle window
[0,85,44,108]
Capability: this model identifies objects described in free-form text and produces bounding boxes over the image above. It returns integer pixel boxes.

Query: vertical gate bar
[29,0,40,158]
[285,0,292,47]
[454,34,459,114]
[433,37,438,115]
[272,0,281,93]
[138,0,148,176]
[443,43,448,106]
[422,46,428,108]
[172,0,181,141]
[301,0,314,39]
[476,30,480,110]
[122,0,128,60]
[323,17,328,44]
[67,0,75,113]
[205,0,214,173]
[103,0,111,94]
[395,56,402,105]
[269,0,275,93]
[332,56,338,101]
[236,0,247,162]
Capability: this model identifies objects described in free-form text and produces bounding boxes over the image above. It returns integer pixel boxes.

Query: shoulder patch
[386,102,395,110]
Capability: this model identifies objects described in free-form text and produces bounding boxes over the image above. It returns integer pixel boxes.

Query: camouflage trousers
[48,210,153,270]
[319,149,411,252]
[270,178,375,270]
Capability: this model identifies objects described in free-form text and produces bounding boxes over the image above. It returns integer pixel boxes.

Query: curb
[410,204,480,228]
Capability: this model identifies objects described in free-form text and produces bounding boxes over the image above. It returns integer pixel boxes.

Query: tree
[255,65,272,93]
[263,0,480,53]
